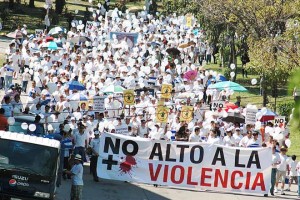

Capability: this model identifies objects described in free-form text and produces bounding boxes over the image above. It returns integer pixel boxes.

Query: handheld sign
[123,90,135,105]
[156,106,169,123]
[180,106,193,122]
[185,14,193,28]
[274,116,285,128]
[115,124,129,135]
[35,29,43,37]
[93,96,105,112]
[161,84,172,99]
[212,101,225,112]
[245,108,258,125]
[85,21,95,33]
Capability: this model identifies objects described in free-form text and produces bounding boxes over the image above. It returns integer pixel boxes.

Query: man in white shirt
[65,154,84,200]
[239,131,252,147]
[90,131,100,182]
[233,127,243,146]
[189,126,201,142]
[73,123,88,162]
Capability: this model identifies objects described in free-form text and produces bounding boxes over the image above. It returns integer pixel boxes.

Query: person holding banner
[223,128,235,147]
[270,146,281,196]
[246,131,261,148]
[188,126,201,142]
[176,123,189,141]
[239,131,252,147]
[207,129,221,144]
[90,131,100,182]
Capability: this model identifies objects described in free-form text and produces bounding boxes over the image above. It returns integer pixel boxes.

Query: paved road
[55,164,299,200]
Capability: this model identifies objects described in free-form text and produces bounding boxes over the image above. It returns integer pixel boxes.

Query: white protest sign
[245,108,258,124]
[98,133,272,194]
[35,29,43,37]
[212,101,225,111]
[93,96,105,112]
[274,116,285,128]
[85,21,99,33]
[115,124,129,135]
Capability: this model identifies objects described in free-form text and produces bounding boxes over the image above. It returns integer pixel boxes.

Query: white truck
[0,131,61,200]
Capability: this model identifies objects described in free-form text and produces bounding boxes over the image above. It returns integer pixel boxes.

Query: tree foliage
[163,0,300,106]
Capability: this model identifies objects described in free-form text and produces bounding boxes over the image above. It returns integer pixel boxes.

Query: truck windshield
[0,139,58,177]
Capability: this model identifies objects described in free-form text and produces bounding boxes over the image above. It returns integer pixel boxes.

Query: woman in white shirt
[207,129,221,145]
[223,128,236,147]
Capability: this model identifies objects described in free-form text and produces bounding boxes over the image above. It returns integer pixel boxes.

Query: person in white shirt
[22,69,31,92]
[270,146,281,196]
[287,155,297,191]
[296,160,300,197]
[233,127,243,146]
[73,124,88,162]
[4,61,14,91]
[90,131,100,182]
[189,126,201,142]
[65,154,84,200]
[207,129,221,145]
[246,131,261,148]
[137,119,149,138]
[223,128,235,147]
[239,131,252,147]
[275,146,288,195]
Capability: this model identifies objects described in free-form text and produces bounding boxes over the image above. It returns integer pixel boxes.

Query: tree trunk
[29,0,34,7]
[55,0,65,14]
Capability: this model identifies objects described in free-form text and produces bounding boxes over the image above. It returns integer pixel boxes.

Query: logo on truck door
[9,179,17,187]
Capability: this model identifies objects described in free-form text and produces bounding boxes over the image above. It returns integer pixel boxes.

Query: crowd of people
[1,6,299,199]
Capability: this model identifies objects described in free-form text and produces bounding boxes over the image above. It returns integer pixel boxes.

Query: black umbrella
[166,48,181,56]
[70,36,91,44]
[222,112,245,123]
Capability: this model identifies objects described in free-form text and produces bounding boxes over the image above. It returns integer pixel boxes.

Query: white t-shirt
[289,160,297,176]
[71,163,84,185]
[189,133,201,142]
[271,153,280,169]
[73,130,87,147]
[277,153,288,171]
[90,138,101,155]
[223,135,235,147]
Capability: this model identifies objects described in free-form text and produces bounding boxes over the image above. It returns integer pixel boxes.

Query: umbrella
[70,36,91,44]
[102,85,125,93]
[184,70,198,81]
[224,102,239,112]
[207,75,227,85]
[6,31,23,39]
[208,81,248,92]
[178,41,196,49]
[48,27,65,35]
[222,112,245,123]
[259,109,277,122]
[47,41,58,50]
[45,36,54,42]
[66,81,86,91]
[166,48,181,56]
[150,41,160,47]
[70,93,88,101]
